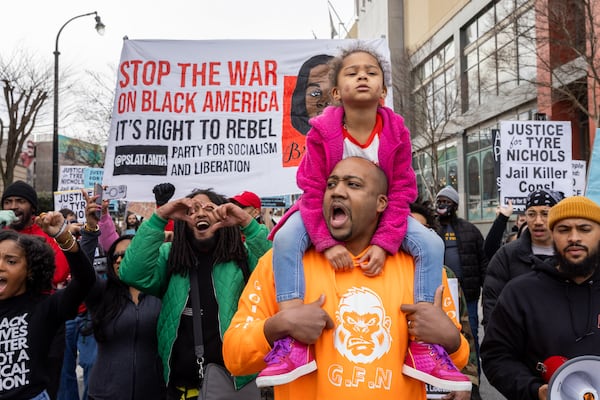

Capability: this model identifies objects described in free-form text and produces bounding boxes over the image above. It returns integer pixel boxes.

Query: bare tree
[395,48,463,201]
[495,0,598,144]
[0,52,51,187]
[70,67,116,145]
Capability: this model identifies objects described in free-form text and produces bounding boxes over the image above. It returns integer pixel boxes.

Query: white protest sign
[102,39,392,201]
[500,121,572,212]
[572,160,586,196]
[54,189,93,221]
[58,165,87,191]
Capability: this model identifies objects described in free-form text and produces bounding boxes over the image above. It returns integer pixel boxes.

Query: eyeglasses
[307,88,323,98]
[112,251,126,260]
[525,211,549,220]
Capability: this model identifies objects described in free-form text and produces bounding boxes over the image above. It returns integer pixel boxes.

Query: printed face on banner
[102,39,392,201]
[499,121,573,212]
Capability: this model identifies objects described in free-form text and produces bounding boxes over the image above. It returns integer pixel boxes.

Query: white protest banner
[102,39,391,202]
[54,189,93,220]
[572,160,586,196]
[499,121,572,212]
[58,165,87,191]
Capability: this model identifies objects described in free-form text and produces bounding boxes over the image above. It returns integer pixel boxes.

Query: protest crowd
[2,41,600,400]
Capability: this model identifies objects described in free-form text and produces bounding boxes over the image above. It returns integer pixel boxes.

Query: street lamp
[53,11,105,192]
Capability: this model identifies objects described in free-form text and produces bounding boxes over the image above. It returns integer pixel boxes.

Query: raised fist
[153,183,176,206]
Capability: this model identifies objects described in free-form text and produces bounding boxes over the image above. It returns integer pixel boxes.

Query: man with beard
[435,186,487,378]
[481,196,600,400]
[223,157,470,400]
[118,188,271,400]
[2,180,70,288]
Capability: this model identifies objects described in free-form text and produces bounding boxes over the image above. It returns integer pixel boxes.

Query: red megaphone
[539,356,569,382]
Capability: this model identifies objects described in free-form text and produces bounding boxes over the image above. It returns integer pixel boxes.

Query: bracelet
[83,223,99,232]
[56,233,76,251]
[50,219,68,239]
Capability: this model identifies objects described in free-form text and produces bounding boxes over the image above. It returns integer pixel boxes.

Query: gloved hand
[153,183,176,206]
[0,210,17,228]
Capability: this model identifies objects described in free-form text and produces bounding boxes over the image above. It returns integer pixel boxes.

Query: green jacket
[119,213,272,387]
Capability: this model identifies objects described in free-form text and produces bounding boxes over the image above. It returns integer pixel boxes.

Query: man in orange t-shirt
[223,157,469,400]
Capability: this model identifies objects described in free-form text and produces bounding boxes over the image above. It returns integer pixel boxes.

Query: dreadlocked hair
[167,188,249,277]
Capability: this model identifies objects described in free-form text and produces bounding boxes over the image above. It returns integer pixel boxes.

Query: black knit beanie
[2,181,38,211]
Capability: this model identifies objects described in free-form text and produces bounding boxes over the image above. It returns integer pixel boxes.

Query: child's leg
[401,217,471,391]
[273,211,311,310]
[401,215,444,304]
[258,212,316,387]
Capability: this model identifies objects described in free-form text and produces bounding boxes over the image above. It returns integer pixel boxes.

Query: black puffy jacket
[437,217,488,302]
[481,228,551,327]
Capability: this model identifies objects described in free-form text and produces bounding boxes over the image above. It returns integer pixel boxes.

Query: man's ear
[376,194,388,213]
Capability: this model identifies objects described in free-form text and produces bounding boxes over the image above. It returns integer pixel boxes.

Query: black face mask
[436,203,456,218]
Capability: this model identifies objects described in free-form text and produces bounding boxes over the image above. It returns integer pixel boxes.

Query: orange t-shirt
[224,248,469,400]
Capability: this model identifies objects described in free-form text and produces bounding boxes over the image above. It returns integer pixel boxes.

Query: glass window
[496,0,515,23]
[496,25,514,49]
[498,43,517,93]
[517,7,535,32]
[482,151,498,218]
[424,59,433,79]
[444,41,455,62]
[415,64,425,83]
[468,156,481,220]
[446,78,458,117]
[479,37,496,61]
[518,34,536,81]
[433,72,445,92]
[479,55,497,100]
[465,20,478,45]
[478,7,496,36]
[466,49,479,69]
[467,67,480,108]
[467,132,480,153]
[433,51,444,72]
[433,89,446,126]
[480,128,492,148]
[437,166,447,187]
[447,162,458,188]
[445,144,458,160]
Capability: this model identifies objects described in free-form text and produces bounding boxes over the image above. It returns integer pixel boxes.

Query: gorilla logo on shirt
[334,287,392,363]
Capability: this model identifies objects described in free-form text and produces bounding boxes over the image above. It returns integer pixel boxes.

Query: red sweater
[19,223,70,288]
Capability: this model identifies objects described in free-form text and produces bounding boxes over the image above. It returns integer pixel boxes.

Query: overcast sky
[2,1,355,139]
[3,0,355,80]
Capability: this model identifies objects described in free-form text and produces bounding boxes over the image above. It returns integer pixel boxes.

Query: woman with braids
[0,212,95,400]
[118,188,272,400]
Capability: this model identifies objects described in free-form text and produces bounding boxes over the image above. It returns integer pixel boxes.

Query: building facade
[350,0,597,230]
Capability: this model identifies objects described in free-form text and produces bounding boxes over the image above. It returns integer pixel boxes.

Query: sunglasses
[112,251,126,260]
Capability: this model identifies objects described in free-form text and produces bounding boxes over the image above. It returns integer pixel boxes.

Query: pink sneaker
[255,336,316,387]
[402,341,472,391]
